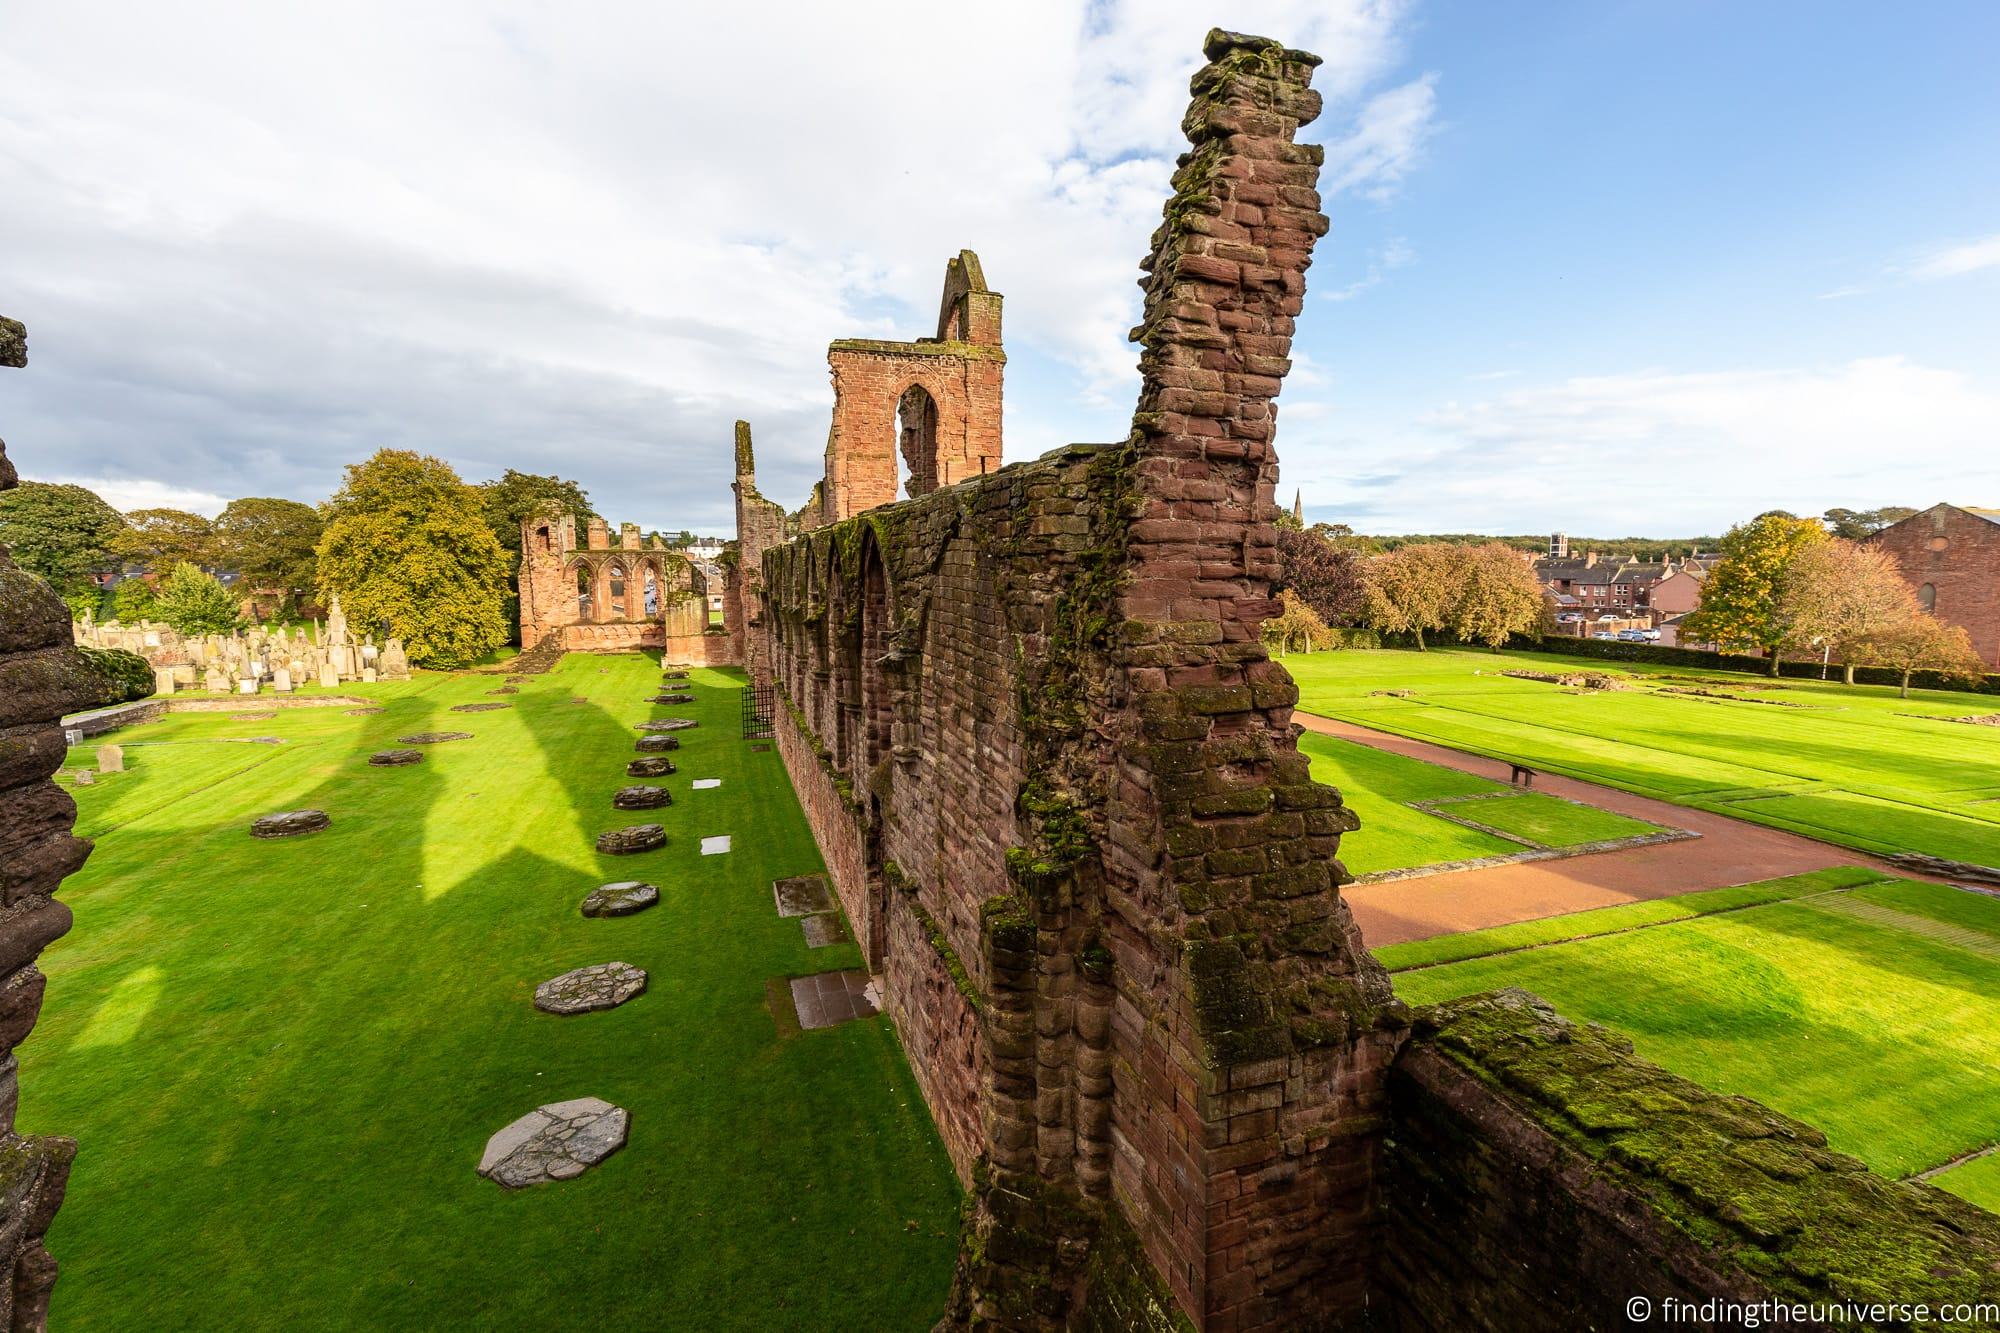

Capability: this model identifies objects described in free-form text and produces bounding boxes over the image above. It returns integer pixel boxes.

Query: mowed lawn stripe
[31,656,960,1331]
[1391,880,2000,1180]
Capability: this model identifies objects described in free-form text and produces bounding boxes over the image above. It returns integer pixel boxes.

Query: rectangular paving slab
[700,835,731,856]
[800,913,848,949]
[789,970,879,1030]
[692,779,721,790]
[774,874,836,918]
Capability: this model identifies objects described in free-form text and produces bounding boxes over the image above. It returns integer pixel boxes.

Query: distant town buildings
[1866,504,2000,667]
[1532,540,1720,644]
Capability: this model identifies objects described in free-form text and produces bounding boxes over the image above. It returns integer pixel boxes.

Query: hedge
[1503,634,2000,695]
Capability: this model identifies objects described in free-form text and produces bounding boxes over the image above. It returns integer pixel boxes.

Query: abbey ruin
[721,30,2000,1331]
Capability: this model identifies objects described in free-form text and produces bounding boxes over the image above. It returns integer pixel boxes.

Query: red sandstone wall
[1871,505,2000,666]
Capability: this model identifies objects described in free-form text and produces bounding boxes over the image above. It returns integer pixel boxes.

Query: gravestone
[96,744,124,774]
[237,678,259,695]
[533,962,647,1015]
[318,662,340,689]
[477,1098,628,1189]
[773,874,836,917]
[272,668,293,693]
[73,770,93,786]
[153,667,175,696]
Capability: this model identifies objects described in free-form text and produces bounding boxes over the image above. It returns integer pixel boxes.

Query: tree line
[0,452,597,668]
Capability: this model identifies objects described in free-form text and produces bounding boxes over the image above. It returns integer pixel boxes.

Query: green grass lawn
[31,656,959,1330]
[1287,647,2000,864]
[1297,733,1664,877]
[1437,791,1661,847]
[1932,1153,2000,1212]
[1392,876,2000,1181]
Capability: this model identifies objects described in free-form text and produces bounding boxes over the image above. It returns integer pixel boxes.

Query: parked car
[1591,631,1619,640]
[1616,629,1649,642]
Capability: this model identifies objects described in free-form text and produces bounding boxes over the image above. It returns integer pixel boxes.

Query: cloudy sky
[2,1,1996,536]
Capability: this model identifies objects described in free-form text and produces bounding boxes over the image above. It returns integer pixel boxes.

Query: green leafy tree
[474,470,594,555]
[1776,539,1919,684]
[1857,613,1987,698]
[1261,588,1329,655]
[1821,506,1918,540]
[1361,542,1460,651]
[111,507,218,571]
[318,450,510,668]
[0,480,123,599]
[1275,525,1364,626]
[153,562,240,636]
[110,577,158,623]
[214,497,324,612]
[1450,541,1548,649]
[1682,514,1828,674]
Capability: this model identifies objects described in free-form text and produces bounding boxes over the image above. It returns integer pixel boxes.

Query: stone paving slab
[398,731,473,745]
[788,970,879,1030]
[700,836,731,856]
[800,914,847,949]
[692,779,720,790]
[774,874,835,917]
[477,1097,628,1188]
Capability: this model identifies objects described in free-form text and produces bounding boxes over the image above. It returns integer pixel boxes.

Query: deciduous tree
[153,562,240,636]
[1450,542,1547,650]
[111,507,218,572]
[1776,539,1919,684]
[215,497,324,612]
[110,577,158,623]
[1821,506,1918,540]
[1275,524,1364,626]
[475,470,594,555]
[0,480,123,597]
[1857,613,1987,698]
[1261,589,1328,656]
[1361,542,1459,651]
[1683,513,1827,673]
[318,450,510,668]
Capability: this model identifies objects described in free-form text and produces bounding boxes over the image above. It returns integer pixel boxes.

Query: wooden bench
[1509,763,1537,789]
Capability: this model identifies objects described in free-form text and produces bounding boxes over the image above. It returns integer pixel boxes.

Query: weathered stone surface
[533,962,647,1015]
[450,702,511,713]
[662,670,689,680]
[367,750,424,767]
[800,914,847,949]
[626,756,677,778]
[396,731,473,745]
[580,881,659,918]
[1888,852,2000,887]
[346,706,385,716]
[251,809,331,839]
[595,824,665,855]
[647,693,694,705]
[488,685,519,696]
[773,874,836,918]
[633,735,681,753]
[636,718,697,733]
[611,785,672,810]
[788,970,879,1030]
[476,1096,629,1188]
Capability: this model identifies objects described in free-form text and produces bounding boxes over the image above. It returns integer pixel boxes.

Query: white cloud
[0,0,1433,529]
[1910,233,2000,280]
[49,477,231,516]
[1321,357,2000,533]
[1322,235,1416,301]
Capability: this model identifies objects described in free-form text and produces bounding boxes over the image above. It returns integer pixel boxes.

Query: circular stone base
[488,685,519,695]
[636,718,697,733]
[633,736,680,753]
[595,824,666,855]
[368,749,424,767]
[252,809,331,839]
[626,756,677,778]
[647,693,695,705]
[451,702,511,713]
[397,731,474,745]
[346,707,386,716]
[477,1097,629,1188]
[662,669,688,678]
[612,785,672,810]
[534,962,647,1015]
[580,881,659,917]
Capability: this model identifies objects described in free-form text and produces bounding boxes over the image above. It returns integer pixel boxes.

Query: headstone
[73,770,94,786]
[477,1098,628,1189]
[318,662,340,689]
[580,882,659,918]
[237,678,259,695]
[272,668,293,693]
[153,667,176,696]
[97,744,124,774]
[381,638,409,680]
[325,594,349,646]
[250,809,331,838]
[533,963,647,1015]
[362,667,377,684]
[773,874,836,918]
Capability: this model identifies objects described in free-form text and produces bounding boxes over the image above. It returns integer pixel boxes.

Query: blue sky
[1,1,1994,536]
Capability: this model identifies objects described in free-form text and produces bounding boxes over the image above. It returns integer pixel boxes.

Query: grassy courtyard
[32,657,959,1330]
[1287,647,2000,864]
[1391,872,2000,1200]
[1297,731,1666,877]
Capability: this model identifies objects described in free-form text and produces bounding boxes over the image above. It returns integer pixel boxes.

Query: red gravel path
[1300,713,1911,947]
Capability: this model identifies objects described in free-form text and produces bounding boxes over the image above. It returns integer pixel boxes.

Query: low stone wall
[1380,990,2000,1329]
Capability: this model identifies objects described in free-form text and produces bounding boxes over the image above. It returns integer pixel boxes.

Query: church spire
[1292,489,1304,525]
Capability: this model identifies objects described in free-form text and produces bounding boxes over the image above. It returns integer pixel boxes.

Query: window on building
[1918,583,1937,612]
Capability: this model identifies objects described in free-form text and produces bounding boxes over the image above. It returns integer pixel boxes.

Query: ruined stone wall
[752,34,1395,1332]
[1381,991,2000,1329]
[0,314,141,1331]
[730,421,790,687]
[517,510,737,665]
